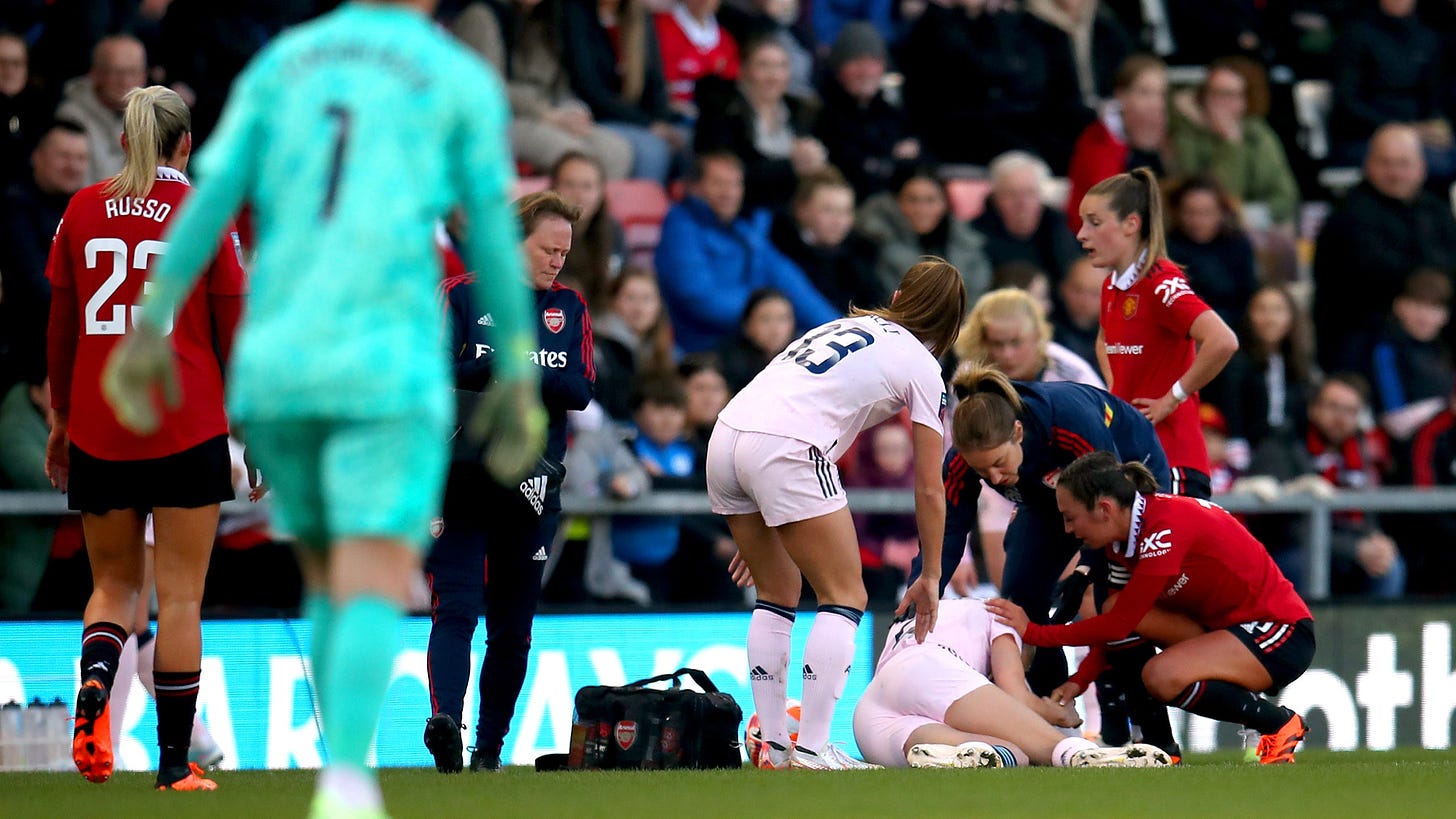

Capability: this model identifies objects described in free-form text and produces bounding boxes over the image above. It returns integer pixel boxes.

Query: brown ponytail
[1086,167,1171,275]
[1057,451,1158,510]
[949,362,1025,452]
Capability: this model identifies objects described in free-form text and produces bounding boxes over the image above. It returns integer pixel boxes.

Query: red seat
[606,179,671,256]
[946,178,992,222]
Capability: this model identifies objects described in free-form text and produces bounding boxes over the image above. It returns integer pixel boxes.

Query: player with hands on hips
[986,451,1316,764]
[1079,167,1238,500]
[99,2,544,815]
[708,258,965,770]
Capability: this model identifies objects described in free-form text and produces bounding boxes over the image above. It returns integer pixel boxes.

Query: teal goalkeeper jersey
[141,1,536,423]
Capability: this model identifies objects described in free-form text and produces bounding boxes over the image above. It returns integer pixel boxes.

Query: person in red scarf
[1300,374,1405,598]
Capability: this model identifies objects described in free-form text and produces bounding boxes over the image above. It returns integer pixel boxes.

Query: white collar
[1122,492,1146,558]
[1109,249,1148,291]
[671,4,721,51]
[156,166,190,185]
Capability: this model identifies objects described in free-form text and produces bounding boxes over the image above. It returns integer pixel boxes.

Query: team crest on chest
[1121,295,1139,320]
[543,307,565,333]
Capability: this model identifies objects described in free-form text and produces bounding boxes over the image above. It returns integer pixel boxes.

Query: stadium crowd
[6,0,1456,619]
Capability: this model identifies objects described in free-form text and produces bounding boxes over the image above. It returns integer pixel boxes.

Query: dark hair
[690,151,743,182]
[949,363,1025,451]
[1398,268,1453,307]
[740,33,789,64]
[41,118,87,143]
[1112,53,1166,93]
[678,351,724,381]
[893,166,948,203]
[1316,372,1371,407]
[991,261,1050,293]
[1242,284,1313,386]
[741,288,791,328]
[548,151,614,308]
[1086,167,1171,274]
[1057,451,1160,511]
[792,165,852,210]
[548,150,605,189]
[516,190,582,236]
[1166,174,1241,239]
[1203,55,1269,119]
[608,267,677,373]
[854,258,966,358]
[632,369,687,410]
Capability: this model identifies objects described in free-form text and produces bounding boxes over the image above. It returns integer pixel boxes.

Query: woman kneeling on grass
[986,451,1315,764]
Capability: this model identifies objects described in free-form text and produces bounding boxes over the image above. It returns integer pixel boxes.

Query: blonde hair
[105,86,190,200]
[949,362,1025,452]
[1086,167,1170,275]
[852,257,965,358]
[955,288,1052,370]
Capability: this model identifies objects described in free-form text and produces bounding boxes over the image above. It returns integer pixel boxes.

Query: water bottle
[0,700,22,770]
[47,698,70,771]
[26,699,48,771]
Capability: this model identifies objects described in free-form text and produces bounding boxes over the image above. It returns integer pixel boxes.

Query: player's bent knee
[1140,656,1187,702]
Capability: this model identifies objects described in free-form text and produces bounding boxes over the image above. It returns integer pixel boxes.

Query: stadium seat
[606,179,671,262]
[513,175,550,198]
[946,178,992,222]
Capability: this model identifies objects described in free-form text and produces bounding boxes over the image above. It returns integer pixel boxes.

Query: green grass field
[3,749,1452,818]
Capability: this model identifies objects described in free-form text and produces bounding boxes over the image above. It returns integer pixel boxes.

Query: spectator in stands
[769,167,887,312]
[0,376,56,613]
[560,417,653,604]
[956,287,1104,386]
[1367,269,1455,441]
[0,31,49,188]
[1301,375,1407,598]
[973,151,1082,282]
[1066,53,1170,231]
[846,418,920,598]
[1330,0,1455,187]
[1169,58,1299,229]
[716,288,796,392]
[991,261,1054,318]
[0,120,89,390]
[901,0,1092,172]
[718,0,816,99]
[612,371,698,600]
[562,0,685,182]
[856,168,992,306]
[54,34,145,184]
[592,267,675,422]
[1200,401,1237,496]
[812,21,921,202]
[655,0,740,119]
[679,352,730,458]
[1392,387,1456,594]
[693,35,826,212]
[1025,0,1134,110]
[1051,257,1103,371]
[1165,174,1258,329]
[447,0,634,179]
[655,152,839,352]
[1312,124,1456,371]
[1202,284,1315,476]
[550,151,626,314]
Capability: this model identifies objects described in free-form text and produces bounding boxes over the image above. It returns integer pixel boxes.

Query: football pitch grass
[3,749,1452,818]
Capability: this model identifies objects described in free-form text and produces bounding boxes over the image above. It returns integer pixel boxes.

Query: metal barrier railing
[7,487,1456,600]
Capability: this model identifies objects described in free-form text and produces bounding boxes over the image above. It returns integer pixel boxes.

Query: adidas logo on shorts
[520,475,547,516]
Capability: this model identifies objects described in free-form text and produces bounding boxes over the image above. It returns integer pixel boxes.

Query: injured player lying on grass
[852,598,1170,768]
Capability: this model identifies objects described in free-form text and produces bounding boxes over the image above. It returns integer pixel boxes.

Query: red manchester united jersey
[47,167,246,460]
[1113,493,1310,628]
[1101,258,1211,473]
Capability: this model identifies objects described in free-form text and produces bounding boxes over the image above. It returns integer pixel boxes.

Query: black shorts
[68,434,234,514]
[1227,618,1316,692]
[1171,467,1212,501]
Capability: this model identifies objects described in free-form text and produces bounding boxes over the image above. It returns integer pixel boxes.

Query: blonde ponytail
[105,86,191,200]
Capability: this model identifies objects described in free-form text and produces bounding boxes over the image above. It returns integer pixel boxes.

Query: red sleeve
[1151,271,1212,338]
[1023,570,1166,647]
[210,294,244,367]
[48,284,78,413]
[1069,644,1108,691]
[206,225,248,296]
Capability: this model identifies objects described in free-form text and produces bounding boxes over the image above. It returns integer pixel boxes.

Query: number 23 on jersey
[83,237,175,336]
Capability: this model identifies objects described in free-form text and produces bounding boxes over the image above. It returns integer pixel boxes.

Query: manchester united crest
[1121,295,1139,320]
[543,307,565,333]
